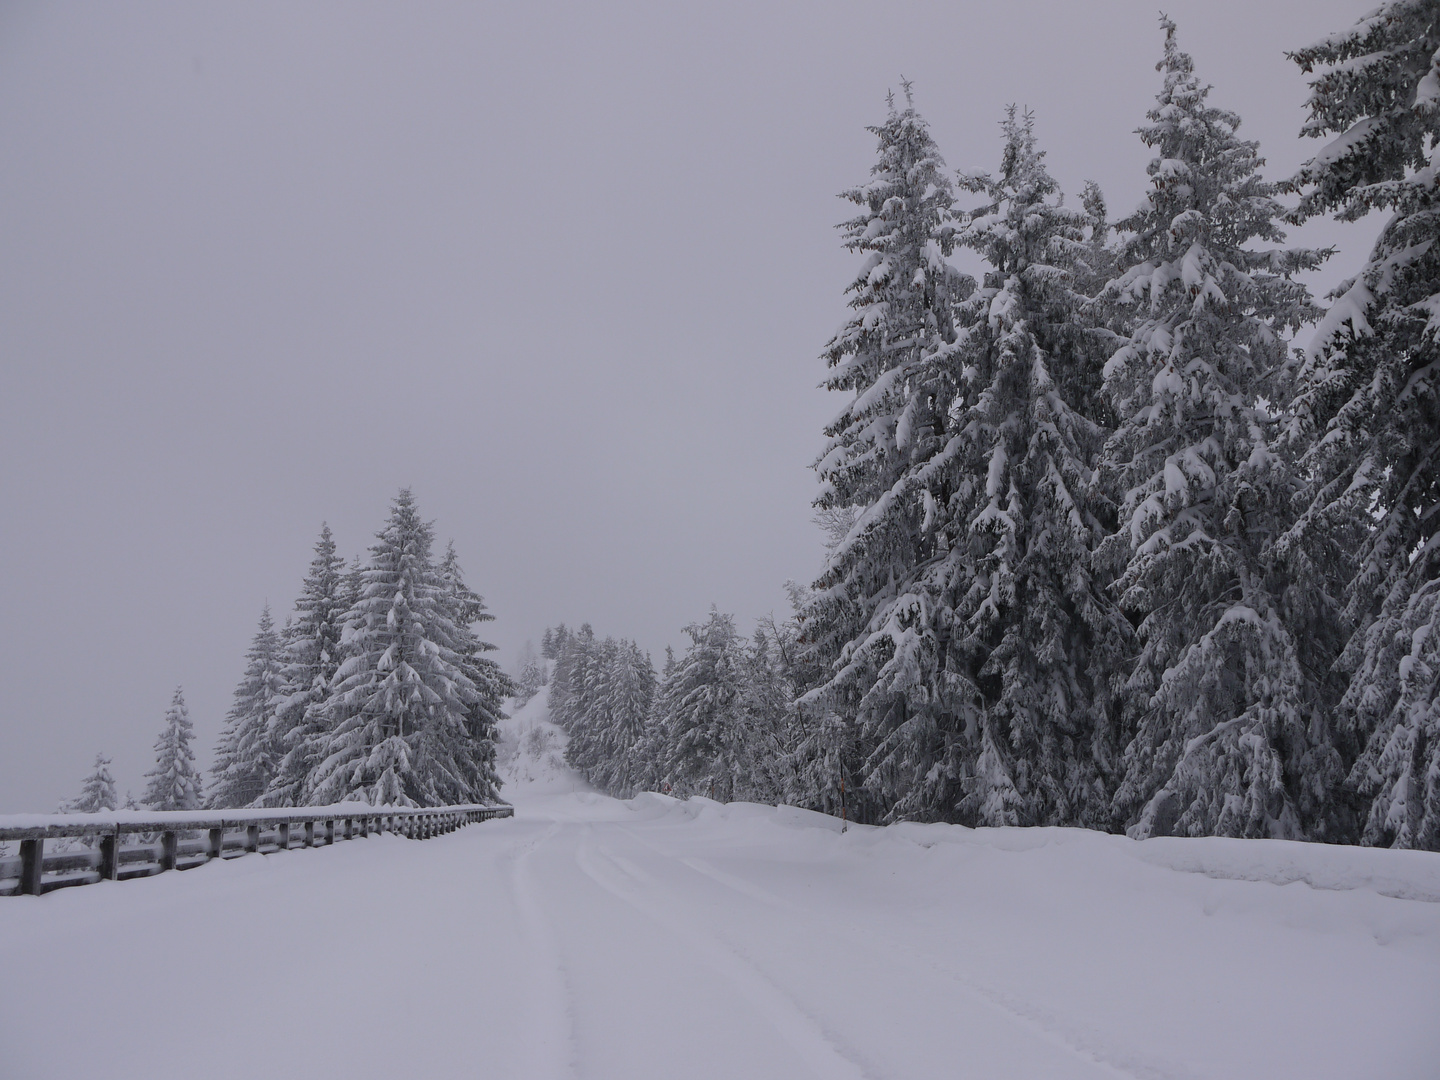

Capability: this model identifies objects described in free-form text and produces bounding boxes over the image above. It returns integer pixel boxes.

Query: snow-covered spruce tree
[736,622,804,805]
[563,636,657,798]
[1101,20,1334,840]
[262,525,349,807]
[800,84,971,822]
[144,687,203,811]
[436,541,509,803]
[761,582,850,813]
[650,609,753,800]
[548,622,597,740]
[66,753,118,814]
[609,640,660,796]
[826,108,1127,827]
[1284,1,1440,849]
[511,640,548,708]
[559,633,611,781]
[310,490,503,807]
[209,606,285,808]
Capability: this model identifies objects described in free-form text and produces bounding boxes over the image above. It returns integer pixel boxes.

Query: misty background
[0,0,1366,810]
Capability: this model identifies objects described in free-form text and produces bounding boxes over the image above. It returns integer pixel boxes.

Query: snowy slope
[0,689,1436,1079]
[495,688,582,794]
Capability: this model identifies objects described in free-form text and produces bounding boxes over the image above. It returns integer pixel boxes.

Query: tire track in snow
[652,840,1195,1080]
[509,821,578,1080]
[574,826,878,1080]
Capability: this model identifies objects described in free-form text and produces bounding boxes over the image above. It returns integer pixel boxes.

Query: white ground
[2,691,1438,1080]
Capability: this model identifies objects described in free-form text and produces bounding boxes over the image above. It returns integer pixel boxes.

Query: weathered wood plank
[20,838,43,895]
[99,834,118,880]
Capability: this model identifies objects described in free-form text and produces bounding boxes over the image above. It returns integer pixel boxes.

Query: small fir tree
[512,640,548,707]
[66,753,119,814]
[144,687,203,811]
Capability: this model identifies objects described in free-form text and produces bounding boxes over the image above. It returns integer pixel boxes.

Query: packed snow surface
[1,693,1436,1079]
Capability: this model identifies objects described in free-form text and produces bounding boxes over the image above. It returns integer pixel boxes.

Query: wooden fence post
[304,821,315,848]
[327,820,336,845]
[159,831,177,873]
[19,838,44,895]
[246,824,259,853]
[278,822,290,851]
[99,833,119,881]
[208,828,224,861]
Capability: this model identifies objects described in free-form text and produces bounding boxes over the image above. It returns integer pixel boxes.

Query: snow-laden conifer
[761,582,850,813]
[548,623,594,738]
[310,491,502,806]
[66,753,118,814]
[1101,20,1332,840]
[144,687,202,811]
[587,639,657,798]
[512,640,548,708]
[263,525,348,806]
[871,108,1124,827]
[651,609,751,800]
[435,541,509,803]
[550,625,658,797]
[1285,1,1440,849]
[209,606,285,808]
[801,85,971,821]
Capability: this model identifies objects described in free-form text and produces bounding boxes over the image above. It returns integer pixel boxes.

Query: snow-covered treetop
[1101,18,1323,551]
[1288,0,1440,223]
[958,107,1092,280]
[817,85,971,514]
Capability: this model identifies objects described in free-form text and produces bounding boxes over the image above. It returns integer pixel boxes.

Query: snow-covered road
[2,711,1438,1079]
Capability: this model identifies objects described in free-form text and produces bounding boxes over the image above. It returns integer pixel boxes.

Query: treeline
[549,8,1440,852]
[68,490,512,815]
[544,609,811,804]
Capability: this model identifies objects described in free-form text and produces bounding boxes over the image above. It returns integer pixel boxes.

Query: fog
[0,0,1366,809]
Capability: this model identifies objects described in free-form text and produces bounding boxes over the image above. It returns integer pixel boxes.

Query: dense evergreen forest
[69,6,1440,852]
[540,8,1440,852]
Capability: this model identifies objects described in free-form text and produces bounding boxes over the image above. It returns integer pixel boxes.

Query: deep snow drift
[0,692,1436,1079]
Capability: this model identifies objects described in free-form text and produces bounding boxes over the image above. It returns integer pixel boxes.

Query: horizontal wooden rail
[0,802,513,897]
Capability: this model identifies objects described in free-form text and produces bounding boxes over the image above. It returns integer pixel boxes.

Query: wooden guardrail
[0,802,514,897]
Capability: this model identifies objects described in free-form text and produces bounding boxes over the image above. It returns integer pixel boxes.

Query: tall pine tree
[263,525,349,807]
[652,610,749,800]
[1101,19,1334,840]
[209,606,285,808]
[1286,1,1440,849]
[435,541,509,803]
[310,490,502,806]
[864,107,1124,827]
[801,84,971,822]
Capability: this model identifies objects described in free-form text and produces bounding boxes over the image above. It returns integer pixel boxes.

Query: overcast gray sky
[0,0,1369,810]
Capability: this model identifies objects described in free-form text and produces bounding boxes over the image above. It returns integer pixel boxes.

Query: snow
[1,693,1437,1079]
